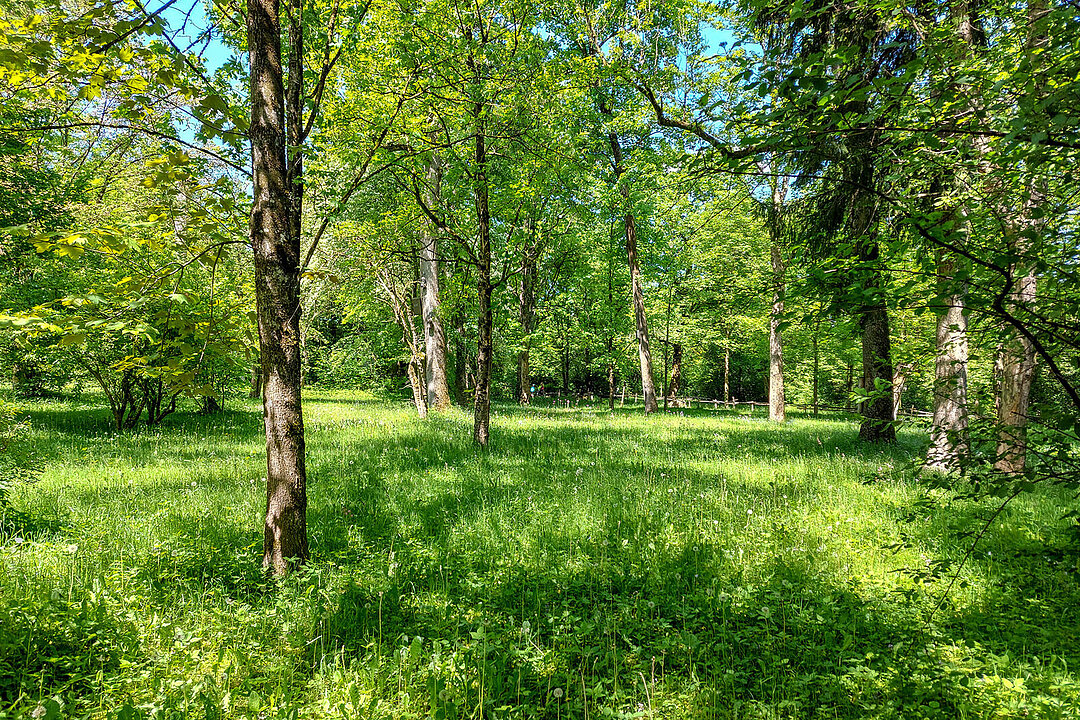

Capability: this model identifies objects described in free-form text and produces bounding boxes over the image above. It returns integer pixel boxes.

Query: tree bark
[248,0,308,574]
[857,238,896,442]
[607,341,616,411]
[811,322,820,416]
[472,107,492,447]
[723,342,730,406]
[376,268,428,418]
[666,342,682,403]
[606,242,616,411]
[768,241,786,422]
[846,131,895,442]
[420,149,451,412]
[249,362,263,399]
[845,361,854,412]
[517,218,538,404]
[562,313,571,393]
[926,248,970,471]
[995,283,1036,474]
[994,0,1046,475]
[926,0,979,471]
[451,305,468,407]
[609,133,658,414]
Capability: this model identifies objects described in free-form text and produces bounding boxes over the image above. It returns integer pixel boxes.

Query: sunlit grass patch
[1,391,1078,719]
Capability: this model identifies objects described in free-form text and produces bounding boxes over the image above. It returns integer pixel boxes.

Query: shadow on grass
[11,395,1080,718]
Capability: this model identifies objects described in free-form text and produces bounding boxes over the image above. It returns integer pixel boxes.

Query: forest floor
[2,390,1079,719]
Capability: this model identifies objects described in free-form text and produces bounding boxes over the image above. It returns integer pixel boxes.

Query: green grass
[2,390,1079,719]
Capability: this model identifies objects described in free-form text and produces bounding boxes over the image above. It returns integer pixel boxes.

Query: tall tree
[763,171,789,422]
[609,133,659,414]
[517,216,540,404]
[993,0,1047,474]
[248,0,307,572]
[419,147,452,412]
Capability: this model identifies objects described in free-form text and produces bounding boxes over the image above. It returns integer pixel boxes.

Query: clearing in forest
[2,392,1079,719]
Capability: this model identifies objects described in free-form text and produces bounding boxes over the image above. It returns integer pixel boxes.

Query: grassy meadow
[2,390,1079,719]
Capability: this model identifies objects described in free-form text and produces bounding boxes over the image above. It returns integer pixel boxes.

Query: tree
[246,0,308,573]
[419,145,451,412]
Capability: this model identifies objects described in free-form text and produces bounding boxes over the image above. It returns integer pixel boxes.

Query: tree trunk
[607,342,616,411]
[249,362,263,399]
[994,0,1046,475]
[666,342,682,403]
[858,254,896,442]
[562,314,570,393]
[378,268,429,419]
[609,133,658,414]
[995,291,1036,474]
[926,249,970,471]
[925,0,979,471]
[812,329,820,417]
[892,363,911,420]
[606,243,616,411]
[768,241,786,422]
[420,149,451,412]
[452,306,468,406]
[249,0,308,574]
[723,343,730,406]
[517,219,538,404]
[845,361,854,412]
[995,248,1039,474]
[847,136,895,442]
[472,107,492,447]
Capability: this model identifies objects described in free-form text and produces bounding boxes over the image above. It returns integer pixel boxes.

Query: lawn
[2,391,1078,719]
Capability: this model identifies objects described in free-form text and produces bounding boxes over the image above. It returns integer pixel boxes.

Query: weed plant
[1,391,1078,719]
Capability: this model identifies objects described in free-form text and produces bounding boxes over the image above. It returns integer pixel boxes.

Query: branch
[631,76,762,160]
[2,122,248,174]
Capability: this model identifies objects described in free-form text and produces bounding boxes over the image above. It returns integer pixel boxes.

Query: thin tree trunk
[768,241,786,422]
[666,342,682,403]
[420,148,451,412]
[845,361,854,412]
[926,0,979,471]
[400,282,428,419]
[609,133,658,414]
[994,0,1046,475]
[249,0,308,574]
[858,251,896,442]
[723,343,730,406]
[562,314,570,393]
[472,106,492,447]
[517,218,538,404]
[847,137,895,442]
[607,340,616,411]
[377,268,429,419]
[892,363,911,420]
[606,240,617,411]
[763,171,788,423]
[927,248,970,471]
[812,322,820,417]
[452,306,467,406]
[995,249,1039,474]
[249,362,263,399]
